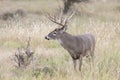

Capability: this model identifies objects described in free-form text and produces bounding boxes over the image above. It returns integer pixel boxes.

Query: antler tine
[67,11,75,21]
[59,8,64,23]
[46,13,64,27]
[46,13,55,22]
[64,11,75,25]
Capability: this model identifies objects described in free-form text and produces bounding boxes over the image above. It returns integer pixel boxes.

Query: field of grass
[0,0,120,80]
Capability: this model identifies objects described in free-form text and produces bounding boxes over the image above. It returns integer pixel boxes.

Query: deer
[45,12,95,71]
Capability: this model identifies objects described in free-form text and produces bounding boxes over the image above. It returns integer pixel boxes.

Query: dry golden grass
[0,0,120,80]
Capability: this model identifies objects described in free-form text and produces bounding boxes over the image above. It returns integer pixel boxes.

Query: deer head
[45,11,75,40]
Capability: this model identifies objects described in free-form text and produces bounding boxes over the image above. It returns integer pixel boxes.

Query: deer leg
[87,51,94,72]
[90,47,95,66]
[89,51,95,79]
[79,55,83,71]
[73,59,77,71]
[90,51,94,66]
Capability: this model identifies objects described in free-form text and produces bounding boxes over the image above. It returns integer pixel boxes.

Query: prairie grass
[0,0,120,80]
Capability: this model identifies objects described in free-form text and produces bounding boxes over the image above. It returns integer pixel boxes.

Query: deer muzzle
[45,36,50,40]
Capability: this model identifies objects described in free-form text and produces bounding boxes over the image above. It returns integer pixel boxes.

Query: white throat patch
[56,39,63,44]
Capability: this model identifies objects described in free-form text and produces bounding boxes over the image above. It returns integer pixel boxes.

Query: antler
[46,13,64,27]
[46,10,75,28]
[63,11,75,25]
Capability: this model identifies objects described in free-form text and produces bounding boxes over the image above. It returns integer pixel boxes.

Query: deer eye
[53,32,57,35]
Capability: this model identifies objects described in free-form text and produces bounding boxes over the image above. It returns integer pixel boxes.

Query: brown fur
[45,28,95,71]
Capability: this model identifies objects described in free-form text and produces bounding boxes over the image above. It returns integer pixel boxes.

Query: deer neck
[56,32,74,47]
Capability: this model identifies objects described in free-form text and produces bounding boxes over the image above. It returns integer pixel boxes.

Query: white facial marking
[46,36,51,39]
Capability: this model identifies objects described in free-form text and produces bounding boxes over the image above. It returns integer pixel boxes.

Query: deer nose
[45,36,50,40]
[45,36,47,39]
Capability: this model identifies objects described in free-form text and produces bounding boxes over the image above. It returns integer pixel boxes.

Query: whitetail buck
[45,12,95,71]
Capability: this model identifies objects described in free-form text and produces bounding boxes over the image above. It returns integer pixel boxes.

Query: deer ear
[60,26,67,33]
